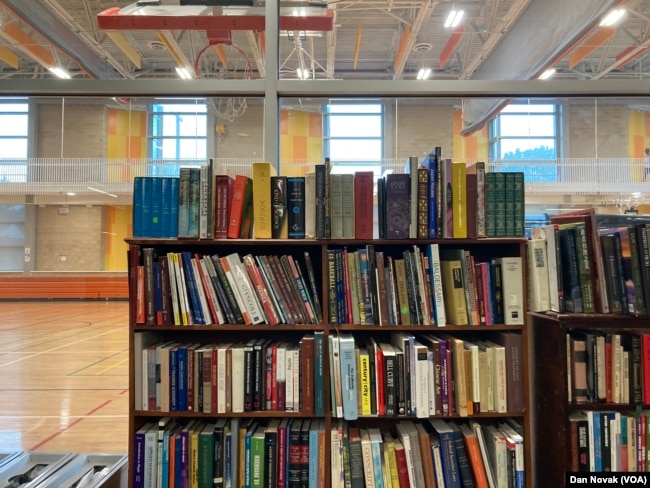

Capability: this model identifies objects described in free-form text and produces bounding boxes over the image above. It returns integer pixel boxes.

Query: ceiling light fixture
[48,66,71,79]
[600,8,625,26]
[175,66,193,80]
[444,10,464,28]
[296,68,310,80]
[416,68,432,80]
[538,68,556,80]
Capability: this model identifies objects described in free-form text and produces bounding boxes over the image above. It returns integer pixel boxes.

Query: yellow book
[452,160,467,238]
[440,259,469,326]
[383,432,399,488]
[190,421,201,488]
[358,347,372,416]
[252,162,277,238]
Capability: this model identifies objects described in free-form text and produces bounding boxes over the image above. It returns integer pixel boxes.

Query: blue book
[180,251,203,324]
[314,331,325,416]
[169,347,178,411]
[151,177,163,238]
[427,419,461,488]
[368,429,384,488]
[308,420,320,488]
[160,177,173,238]
[590,411,602,472]
[141,176,153,237]
[160,426,174,488]
[132,176,145,238]
[169,177,180,237]
[133,422,152,488]
[176,345,187,411]
[174,430,182,488]
[338,334,358,420]
[428,149,439,238]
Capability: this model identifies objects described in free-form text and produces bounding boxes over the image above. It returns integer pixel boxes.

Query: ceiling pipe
[392,0,439,80]
[0,0,125,79]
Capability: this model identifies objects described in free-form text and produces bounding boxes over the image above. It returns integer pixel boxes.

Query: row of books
[529,209,650,315]
[331,418,524,488]
[133,415,525,488]
[327,244,525,327]
[132,247,322,326]
[131,157,525,241]
[567,330,650,405]
[133,416,326,488]
[329,332,524,421]
[135,333,325,415]
[569,410,650,472]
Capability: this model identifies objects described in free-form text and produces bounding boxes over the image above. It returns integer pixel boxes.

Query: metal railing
[0,157,647,196]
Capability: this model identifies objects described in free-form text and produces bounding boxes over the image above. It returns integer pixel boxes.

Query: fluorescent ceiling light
[416,68,432,80]
[175,66,193,80]
[538,68,556,80]
[48,67,71,79]
[444,10,464,28]
[600,8,625,26]
[296,68,310,80]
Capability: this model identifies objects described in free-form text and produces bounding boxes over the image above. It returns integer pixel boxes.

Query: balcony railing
[0,157,647,196]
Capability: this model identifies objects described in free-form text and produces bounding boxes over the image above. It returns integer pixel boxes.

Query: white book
[426,348,436,416]
[427,243,446,326]
[231,344,246,413]
[612,333,622,403]
[526,238,551,312]
[292,345,300,412]
[596,335,606,401]
[368,428,385,488]
[622,350,630,404]
[430,438,446,488]
[305,172,316,239]
[339,334,359,421]
[190,256,213,324]
[329,334,343,418]
[330,420,344,488]
[543,224,561,312]
[144,423,158,488]
[225,253,265,325]
[166,253,181,325]
[628,415,637,472]
[412,246,431,325]
[586,411,597,472]
[275,343,287,410]
[496,256,524,325]
[199,163,211,239]
[473,422,496,488]
[158,341,178,412]
[360,429,376,488]
[483,340,507,413]
[285,344,295,412]
[412,341,429,419]
[216,343,231,413]
[484,425,508,488]
[170,252,191,325]
[465,340,481,413]
[499,423,525,487]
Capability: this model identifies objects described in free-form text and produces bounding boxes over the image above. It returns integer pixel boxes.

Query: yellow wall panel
[104,205,130,271]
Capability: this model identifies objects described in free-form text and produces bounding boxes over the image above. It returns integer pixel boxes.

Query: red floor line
[119,389,128,395]
[28,399,113,451]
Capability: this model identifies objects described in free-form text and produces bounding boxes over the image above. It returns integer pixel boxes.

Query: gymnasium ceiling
[0,0,647,83]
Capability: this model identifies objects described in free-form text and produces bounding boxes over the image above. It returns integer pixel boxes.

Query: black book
[303,251,322,322]
[381,343,397,417]
[366,245,379,325]
[243,339,256,412]
[264,419,280,488]
[213,418,227,488]
[203,255,237,324]
[210,254,245,324]
[299,419,311,488]
[315,164,326,239]
[599,234,624,314]
[394,346,406,416]
[629,225,648,315]
[253,338,270,411]
[558,226,583,313]
[143,247,157,325]
[271,176,288,239]
[288,419,303,488]
[347,427,364,488]
[287,177,306,239]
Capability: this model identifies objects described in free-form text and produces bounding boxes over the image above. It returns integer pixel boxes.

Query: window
[149,101,208,175]
[489,102,560,182]
[0,98,29,183]
[0,205,25,272]
[324,103,383,176]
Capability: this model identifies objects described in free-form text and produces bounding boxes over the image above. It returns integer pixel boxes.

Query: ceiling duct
[0,0,123,79]
[461,0,623,135]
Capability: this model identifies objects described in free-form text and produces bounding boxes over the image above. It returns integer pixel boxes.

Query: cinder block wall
[393,104,455,161]
[568,104,629,158]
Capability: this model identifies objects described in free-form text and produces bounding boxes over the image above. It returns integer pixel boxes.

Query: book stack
[130,246,322,326]
[328,332,524,420]
[328,418,525,488]
[134,332,325,415]
[132,176,180,238]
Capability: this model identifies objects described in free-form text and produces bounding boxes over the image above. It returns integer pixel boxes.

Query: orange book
[459,423,489,488]
[136,265,145,324]
[227,175,252,239]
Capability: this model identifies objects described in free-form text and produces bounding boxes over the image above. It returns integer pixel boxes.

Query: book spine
[476,162,486,238]
[417,167,429,239]
[271,176,288,239]
[188,167,201,238]
[315,164,326,239]
[428,149,440,239]
[253,162,276,239]
[287,177,306,239]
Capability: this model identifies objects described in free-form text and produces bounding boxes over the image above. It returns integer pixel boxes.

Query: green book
[494,172,506,237]
[250,425,266,488]
[485,172,497,238]
[198,422,216,488]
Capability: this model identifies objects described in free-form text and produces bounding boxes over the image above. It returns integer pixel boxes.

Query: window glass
[325,103,383,169]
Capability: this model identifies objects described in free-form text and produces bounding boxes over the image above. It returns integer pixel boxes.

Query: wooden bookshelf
[126,236,533,487]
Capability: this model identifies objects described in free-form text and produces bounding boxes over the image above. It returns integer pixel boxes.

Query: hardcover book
[271,176,288,239]
[385,173,410,239]
[287,177,306,239]
[354,171,374,239]
[252,162,277,239]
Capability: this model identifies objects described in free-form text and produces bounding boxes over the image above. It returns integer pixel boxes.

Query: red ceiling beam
[97,6,334,32]
[439,25,463,69]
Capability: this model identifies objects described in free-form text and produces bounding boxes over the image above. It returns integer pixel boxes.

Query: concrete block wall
[37,104,108,158]
[568,104,629,158]
[393,104,455,160]
[215,105,265,159]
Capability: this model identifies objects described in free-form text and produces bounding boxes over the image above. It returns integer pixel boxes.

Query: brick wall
[37,104,107,158]
[35,206,103,271]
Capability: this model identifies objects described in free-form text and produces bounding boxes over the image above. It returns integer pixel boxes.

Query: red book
[243,254,280,325]
[211,347,218,415]
[277,418,289,488]
[194,254,219,325]
[466,173,478,239]
[270,344,278,410]
[393,438,411,488]
[227,175,251,239]
[354,171,374,239]
[213,174,233,239]
[372,340,386,416]
[300,334,315,415]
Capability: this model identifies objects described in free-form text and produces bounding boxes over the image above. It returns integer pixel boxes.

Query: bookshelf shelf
[531,312,650,483]
[127,236,532,488]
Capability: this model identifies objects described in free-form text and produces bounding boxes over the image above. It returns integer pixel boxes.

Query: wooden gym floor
[0,301,129,455]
